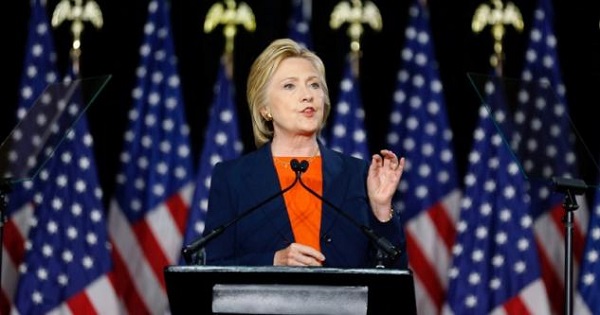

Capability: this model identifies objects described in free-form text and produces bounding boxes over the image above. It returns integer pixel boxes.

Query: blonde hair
[247,38,331,148]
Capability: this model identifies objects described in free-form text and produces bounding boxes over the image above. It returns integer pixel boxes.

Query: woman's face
[264,57,325,140]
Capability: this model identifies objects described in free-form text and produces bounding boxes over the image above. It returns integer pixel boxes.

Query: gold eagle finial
[204,0,256,56]
[472,0,523,73]
[330,0,382,54]
[52,0,103,76]
[330,0,381,77]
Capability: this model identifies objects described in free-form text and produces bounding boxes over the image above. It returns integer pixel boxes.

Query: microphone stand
[552,176,587,315]
[292,160,400,268]
[181,165,301,265]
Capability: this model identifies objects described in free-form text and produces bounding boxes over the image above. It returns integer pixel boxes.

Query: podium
[164,265,416,314]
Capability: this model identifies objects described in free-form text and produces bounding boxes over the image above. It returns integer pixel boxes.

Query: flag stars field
[152,184,165,197]
[468,272,481,285]
[402,137,415,153]
[66,226,78,239]
[57,274,67,286]
[415,185,428,199]
[156,162,168,175]
[31,291,42,304]
[490,278,501,289]
[352,128,366,143]
[492,253,504,266]
[333,124,347,138]
[160,141,171,152]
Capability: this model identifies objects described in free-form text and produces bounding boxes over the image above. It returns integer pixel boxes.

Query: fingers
[372,149,403,171]
[392,156,405,171]
[397,156,406,171]
[275,243,325,267]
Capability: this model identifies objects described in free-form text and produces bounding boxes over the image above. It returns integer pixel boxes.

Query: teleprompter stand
[552,176,588,315]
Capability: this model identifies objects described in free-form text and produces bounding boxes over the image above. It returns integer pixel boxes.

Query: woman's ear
[261,107,272,121]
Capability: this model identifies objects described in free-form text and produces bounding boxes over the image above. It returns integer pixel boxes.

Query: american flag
[10,78,119,315]
[288,0,313,49]
[575,184,600,314]
[327,56,369,159]
[515,0,588,313]
[444,77,550,314]
[3,1,118,314]
[181,58,243,263]
[1,0,55,308]
[107,0,195,313]
[385,1,461,314]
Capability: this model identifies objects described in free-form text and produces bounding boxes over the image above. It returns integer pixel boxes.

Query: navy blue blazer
[202,142,408,269]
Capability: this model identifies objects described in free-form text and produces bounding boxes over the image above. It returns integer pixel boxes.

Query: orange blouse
[273,156,323,252]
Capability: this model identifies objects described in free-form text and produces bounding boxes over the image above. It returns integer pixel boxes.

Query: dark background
[2,0,600,205]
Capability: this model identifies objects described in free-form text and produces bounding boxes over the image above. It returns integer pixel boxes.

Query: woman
[202,38,407,269]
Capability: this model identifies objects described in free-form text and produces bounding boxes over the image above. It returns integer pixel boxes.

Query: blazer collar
[241,141,348,200]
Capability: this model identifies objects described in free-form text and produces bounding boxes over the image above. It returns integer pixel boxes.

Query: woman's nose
[301,89,313,102]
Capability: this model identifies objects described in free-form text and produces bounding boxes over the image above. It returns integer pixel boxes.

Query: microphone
[291,159,400,267]
[181,159,302,265]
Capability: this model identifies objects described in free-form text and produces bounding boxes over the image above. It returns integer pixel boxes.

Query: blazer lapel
[241,143,294,243]
[320,144,348,235]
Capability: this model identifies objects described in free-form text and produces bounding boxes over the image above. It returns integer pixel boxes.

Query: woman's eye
[283,83,294,89]
[310,82,321,89]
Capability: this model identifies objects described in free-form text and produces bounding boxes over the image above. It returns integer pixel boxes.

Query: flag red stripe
[111,245,151,315]
[66,289,97,315]
[535,235,564,314]
[406,231,444,313]
[503,295,530,315]
[2,215,28,314]
[0,290,11,315]
[549,205,566,238]
[132,218,169,290]
[572,216,585,263]
[428,202,456,250]
[166,192,188,234]
[3,219,26,264]
[106,270,118,295]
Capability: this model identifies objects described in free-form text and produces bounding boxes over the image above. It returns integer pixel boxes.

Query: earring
[265,112,273,121]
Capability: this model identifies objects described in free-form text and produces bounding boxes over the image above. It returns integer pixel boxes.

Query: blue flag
[4,1,118,314]
[516,0,588,313]
[386,1,461,314]
[576,184,600,314]
[182,59,243,262]
[107,0,195,313]
[327,56,369,159]
[12,81,118,315]
[2,0,59,311]
[445,77,550,314]
[288,0,313,49]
